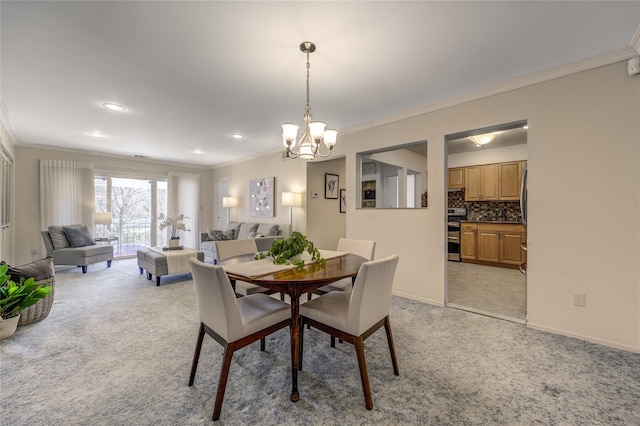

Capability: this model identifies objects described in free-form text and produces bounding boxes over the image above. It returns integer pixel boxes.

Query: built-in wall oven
[447,207,467,262]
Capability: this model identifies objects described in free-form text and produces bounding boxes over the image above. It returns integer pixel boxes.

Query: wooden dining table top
[225,253,367,294]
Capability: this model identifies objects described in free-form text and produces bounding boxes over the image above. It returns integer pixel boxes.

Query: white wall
[13,146,214,265]
[340,62,640,351]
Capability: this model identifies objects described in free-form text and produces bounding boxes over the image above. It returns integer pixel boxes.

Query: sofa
[41,225,113,273]
[200,221,282,264]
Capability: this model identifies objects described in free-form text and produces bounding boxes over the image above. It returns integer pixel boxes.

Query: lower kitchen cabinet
[460,222,526,267]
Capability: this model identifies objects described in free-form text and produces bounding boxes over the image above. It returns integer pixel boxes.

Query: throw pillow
[207,229,229,241]
[3,257,55,282]
[256,223,279,236]
[224,221,242,239]
[48,225,72,250]
[223,230,235,240]
[62,225,96,248]
[237,222,259,239]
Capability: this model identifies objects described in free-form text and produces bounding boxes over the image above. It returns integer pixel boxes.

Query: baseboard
[392,290,443,307]
[527,321,640,354]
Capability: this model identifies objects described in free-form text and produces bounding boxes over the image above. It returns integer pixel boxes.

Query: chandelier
[281,41,338,160]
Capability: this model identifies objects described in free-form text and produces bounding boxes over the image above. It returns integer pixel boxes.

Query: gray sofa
[41,225,113,273]
[200,221,282,264]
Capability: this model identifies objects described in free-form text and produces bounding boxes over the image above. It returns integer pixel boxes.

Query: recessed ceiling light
[523,125,528,130]
[230,133,245,140]
[193,149,203,154]
[102,102,125,111]
[88,131,106,138]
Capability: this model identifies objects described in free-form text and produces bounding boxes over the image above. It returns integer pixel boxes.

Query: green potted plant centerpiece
[256,231,324,269]
[0,263,53,340]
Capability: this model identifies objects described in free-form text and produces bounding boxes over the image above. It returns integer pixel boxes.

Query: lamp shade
[94,212,112,225]
[282,192,302,206]
[222,197,238,208]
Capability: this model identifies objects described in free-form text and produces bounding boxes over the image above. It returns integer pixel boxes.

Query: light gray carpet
[2,258,640,425]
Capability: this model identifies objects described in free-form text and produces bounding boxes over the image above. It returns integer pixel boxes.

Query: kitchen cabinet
[465,164,498,201]
[460,222,526,267]
[448,167,465,189]
[460,223,478,260]
[498,161,522,200]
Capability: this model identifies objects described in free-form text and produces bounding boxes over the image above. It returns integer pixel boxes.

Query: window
[95,174,167,257]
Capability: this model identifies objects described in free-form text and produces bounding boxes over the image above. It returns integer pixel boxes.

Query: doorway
[445,121,528,323]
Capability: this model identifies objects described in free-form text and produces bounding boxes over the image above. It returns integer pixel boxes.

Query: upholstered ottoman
[137,247,204,286]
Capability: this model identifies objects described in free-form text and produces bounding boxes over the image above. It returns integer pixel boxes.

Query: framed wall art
[325,173,339,199]
[249,176,274,217]
[340,189,346,213]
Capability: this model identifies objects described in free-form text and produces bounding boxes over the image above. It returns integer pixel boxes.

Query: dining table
[222,251,367,402]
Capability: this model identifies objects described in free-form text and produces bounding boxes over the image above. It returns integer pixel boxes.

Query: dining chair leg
[354,337,373,410]
[213,344,235,421]
[188,323,205,386]
[330,336,336,347]
[298,317,305,371]
[384,316,400,376]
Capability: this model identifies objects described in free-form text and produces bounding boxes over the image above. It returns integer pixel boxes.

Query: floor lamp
[281,192,301,236]
[222,197,237,224]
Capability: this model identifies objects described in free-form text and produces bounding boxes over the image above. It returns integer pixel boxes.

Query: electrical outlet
[573,292,586,307]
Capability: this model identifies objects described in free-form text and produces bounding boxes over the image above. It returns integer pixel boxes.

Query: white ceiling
[2,1,639,166]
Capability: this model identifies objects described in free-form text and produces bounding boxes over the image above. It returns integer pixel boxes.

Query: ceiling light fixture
[102,102,125,111]
[281,41,338,160]
[230,133,245,140]
[469,133,497,147]
[88,131,106,138]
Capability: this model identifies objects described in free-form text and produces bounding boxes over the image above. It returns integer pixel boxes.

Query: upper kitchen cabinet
[465,164,498,201]
[448,167,465,190]
[498,161,522,201]
[463,161,525,201]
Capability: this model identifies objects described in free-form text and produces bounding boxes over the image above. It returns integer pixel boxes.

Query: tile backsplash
[448,189,521,222]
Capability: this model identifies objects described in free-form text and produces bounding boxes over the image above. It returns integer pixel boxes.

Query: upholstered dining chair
[308,238,376,301]
[299,254,400,410]
[214,239,271,297]
[188,258,290,421]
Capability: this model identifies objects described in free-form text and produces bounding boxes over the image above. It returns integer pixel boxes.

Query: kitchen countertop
[460,220,522,224]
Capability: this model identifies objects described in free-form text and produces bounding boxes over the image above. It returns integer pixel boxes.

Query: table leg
[289,292,300,402]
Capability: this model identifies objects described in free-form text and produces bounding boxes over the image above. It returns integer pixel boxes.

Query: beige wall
[13,146,214,265]
[1,121,16,263]
[212,151,308,236]
[340,62,639,351]
[306,157,346,250]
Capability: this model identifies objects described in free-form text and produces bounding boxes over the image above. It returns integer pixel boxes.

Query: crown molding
[342,47,639,135]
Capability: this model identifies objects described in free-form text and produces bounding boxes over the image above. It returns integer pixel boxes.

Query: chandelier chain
[305,52,311,115]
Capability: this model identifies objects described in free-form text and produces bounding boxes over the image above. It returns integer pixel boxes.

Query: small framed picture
[325,173,339,199]
[339,189,346,213]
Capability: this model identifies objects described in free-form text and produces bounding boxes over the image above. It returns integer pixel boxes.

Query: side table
[95,236,119,257]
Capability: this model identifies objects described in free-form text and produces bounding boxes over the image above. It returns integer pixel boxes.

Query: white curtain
[167,172,199,249]
[40,159,95,229]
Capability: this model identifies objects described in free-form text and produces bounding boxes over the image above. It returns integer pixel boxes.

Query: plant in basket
[0,263,53,339]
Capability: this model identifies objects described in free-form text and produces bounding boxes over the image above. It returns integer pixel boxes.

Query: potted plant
[257,231,324,269]
[157,213,190,248]
[0,264,53,340]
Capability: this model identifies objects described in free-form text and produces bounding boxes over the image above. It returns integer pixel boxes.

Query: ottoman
[137,247,204,286]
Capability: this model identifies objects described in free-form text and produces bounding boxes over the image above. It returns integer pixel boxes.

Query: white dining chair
[298,254,400,410]
[188,258,290,421]
[214,239,271,296]
[307,238,376,301]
